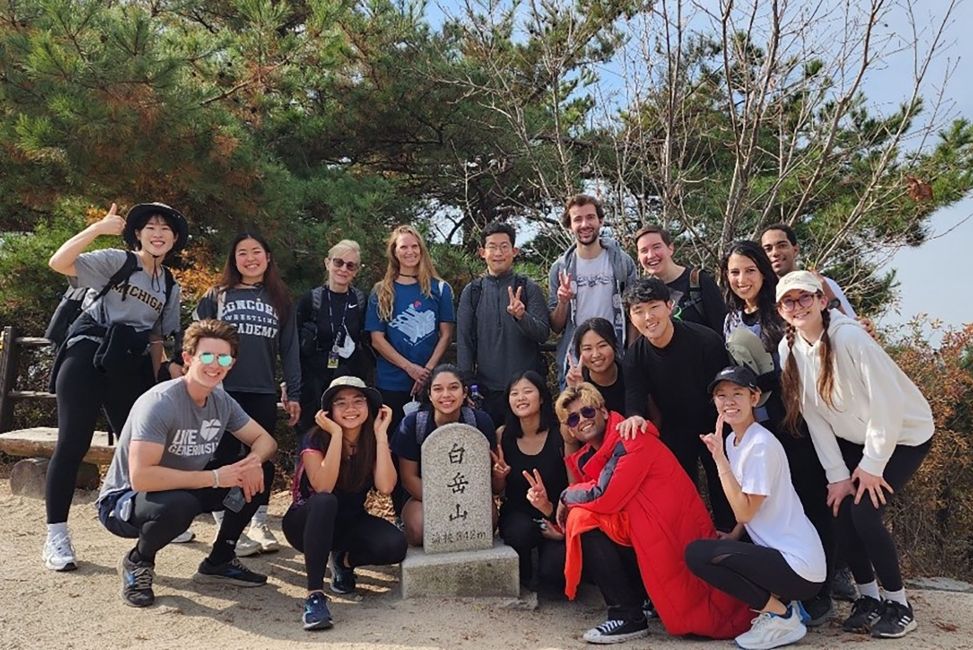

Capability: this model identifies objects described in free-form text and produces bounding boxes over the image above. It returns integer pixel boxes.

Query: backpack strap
[685,267,707,322]
[415,409,431,447]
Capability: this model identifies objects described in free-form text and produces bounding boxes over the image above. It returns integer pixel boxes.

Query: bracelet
[211,469,220,488]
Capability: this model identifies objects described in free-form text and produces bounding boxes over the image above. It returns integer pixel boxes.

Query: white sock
[47,522,68,539]
[251,505,268,526]
[883,588,908,606]
[212,510,224,526]
[858,580,880,600]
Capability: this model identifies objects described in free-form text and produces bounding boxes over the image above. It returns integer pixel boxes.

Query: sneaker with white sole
[734,604,807,650]
[42,532,77,571]
[842,595,884,633]
[870,600,917,639]
[233,532,261,557]
[248,522,280,553]
[582,617,649,644]
[171,529,195,544]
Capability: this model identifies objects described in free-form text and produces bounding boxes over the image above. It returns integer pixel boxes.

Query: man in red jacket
[555,383,751,644]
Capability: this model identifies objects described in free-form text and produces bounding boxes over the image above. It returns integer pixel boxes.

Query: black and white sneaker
[871,600,917,639]
[194,556,267,587]
[842,595,884,633]
[582,617,649,644]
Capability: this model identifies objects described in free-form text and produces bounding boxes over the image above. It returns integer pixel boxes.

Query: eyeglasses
[564,406,597,428]
[779,292,817,312]
[331,257,359,272]
[197,352,234,367]
[485,243,512,253]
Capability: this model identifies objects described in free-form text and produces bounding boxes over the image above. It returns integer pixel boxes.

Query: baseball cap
[775,270,822,303]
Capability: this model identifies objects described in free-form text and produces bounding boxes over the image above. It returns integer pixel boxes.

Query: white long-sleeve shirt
[778,311,933,483]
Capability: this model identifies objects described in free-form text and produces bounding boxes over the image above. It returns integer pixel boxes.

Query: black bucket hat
[320,376,383,414]
[123,203,189,254]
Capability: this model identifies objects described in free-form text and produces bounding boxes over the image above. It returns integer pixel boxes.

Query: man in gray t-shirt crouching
[96,319,278,608]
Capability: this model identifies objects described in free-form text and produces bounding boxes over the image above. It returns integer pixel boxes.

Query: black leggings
[686,539,823,609]
[835,438,931,593]
[664,432,735,532]
[214,391,279,510]
[48,339,153,524]
[581,530,647,622]
[282,492,408,592]
[498,507,565,591]
[121,461,274,565]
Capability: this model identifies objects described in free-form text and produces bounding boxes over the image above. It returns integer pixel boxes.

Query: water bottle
[469,383,484,409]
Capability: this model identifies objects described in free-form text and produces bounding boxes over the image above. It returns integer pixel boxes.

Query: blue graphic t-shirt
[365,280,455,392]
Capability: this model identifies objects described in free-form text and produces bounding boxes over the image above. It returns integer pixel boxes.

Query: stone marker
[400,422,519,598]
[420,422,493,554]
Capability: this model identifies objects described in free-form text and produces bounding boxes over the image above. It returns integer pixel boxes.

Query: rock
[10,458,100,498]
[420,423,493,554]
[400,541,520,598]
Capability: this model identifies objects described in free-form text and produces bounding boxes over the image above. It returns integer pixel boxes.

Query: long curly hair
[218,231,292,325]
[720,240,784,350]
[374,225,441,321]
[781,305,838,434]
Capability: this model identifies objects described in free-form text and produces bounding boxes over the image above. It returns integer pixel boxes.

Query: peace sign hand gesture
[490,446,511,480]
[506,285,525,320]
[699,414,727,463]
[565,354,583,387]
[523,468,553,514]
[97,203,126,237]
[556,270,574,305]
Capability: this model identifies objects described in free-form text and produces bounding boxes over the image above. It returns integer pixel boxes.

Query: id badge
[327,348,340,369]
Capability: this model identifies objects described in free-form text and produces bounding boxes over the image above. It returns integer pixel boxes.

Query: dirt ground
[1,481,970,650]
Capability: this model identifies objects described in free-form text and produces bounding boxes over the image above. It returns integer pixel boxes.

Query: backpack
[415,406,479,448]
[467,273,529,359]
[298,285,366,358]
[683,267,706,322]
[45,252,175,350]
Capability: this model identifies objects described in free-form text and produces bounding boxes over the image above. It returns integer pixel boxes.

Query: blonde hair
[374,225,441,321]
[325,239,361,281]
[555,382,606,423]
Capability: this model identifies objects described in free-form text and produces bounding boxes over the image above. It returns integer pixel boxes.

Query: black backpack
[45,251,174,350]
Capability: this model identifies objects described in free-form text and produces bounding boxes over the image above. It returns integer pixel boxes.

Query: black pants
[663,431,735,532]
[214,391,279,511]
[499,507,565,591]
[581,530,647,622]
[282,492,408,591]
[101,461,275,565]
[686,539,823,610]
[480,388,509,432]
[835,438,931,593]
[380,388,414,515]
[48,339,153,524]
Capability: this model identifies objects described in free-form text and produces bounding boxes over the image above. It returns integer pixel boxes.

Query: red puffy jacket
[562,411,751,639]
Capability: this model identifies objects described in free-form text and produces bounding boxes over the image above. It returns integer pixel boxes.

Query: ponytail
[780,323,803,435]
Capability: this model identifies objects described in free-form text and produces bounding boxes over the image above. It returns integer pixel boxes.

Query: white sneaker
[247,522,280,553]
[734,605,807,650]
[234,532,261,558]
[171,529,195,544]
[42,532,78,571]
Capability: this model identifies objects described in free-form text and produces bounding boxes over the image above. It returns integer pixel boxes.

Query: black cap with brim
[707,365,760,395]
[123,203,189,254]
[320,376,383,414]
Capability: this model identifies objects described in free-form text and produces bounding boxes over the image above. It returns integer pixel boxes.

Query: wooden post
[0,325,20,432]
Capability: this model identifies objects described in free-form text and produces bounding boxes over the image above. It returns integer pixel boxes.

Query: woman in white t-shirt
[686,365,826,650]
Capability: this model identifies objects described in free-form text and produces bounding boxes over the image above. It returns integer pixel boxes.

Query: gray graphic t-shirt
[97,378,250,503]
[69,248,181,347]
[572,251,614,327]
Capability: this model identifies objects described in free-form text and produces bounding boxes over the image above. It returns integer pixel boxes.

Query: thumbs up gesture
[556,270,574,305]
[97,203,126,237]
[506,285,525,320]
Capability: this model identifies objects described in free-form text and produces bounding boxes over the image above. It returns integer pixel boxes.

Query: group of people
[38,195,934,648]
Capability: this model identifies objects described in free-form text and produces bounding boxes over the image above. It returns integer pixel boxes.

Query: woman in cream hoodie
[776,271,933,641]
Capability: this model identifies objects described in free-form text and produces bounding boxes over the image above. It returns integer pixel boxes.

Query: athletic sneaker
[234,532,261,557]
[171,529,195,544]
[801,593,833,627]
[303,591,334,630]
[248,522,280,553]
[42,532,77,571]
[642,598,657,620]
[734,604,807,650]
[119,552,155,607]
[841,595,884,633]
[870,600,917,639]
[329,552,357,595]
[582,617,649,644]
[194,556,267,587]
[830,566,858,602]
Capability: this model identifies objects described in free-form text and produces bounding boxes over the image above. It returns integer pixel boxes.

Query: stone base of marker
[400,540,519,598]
